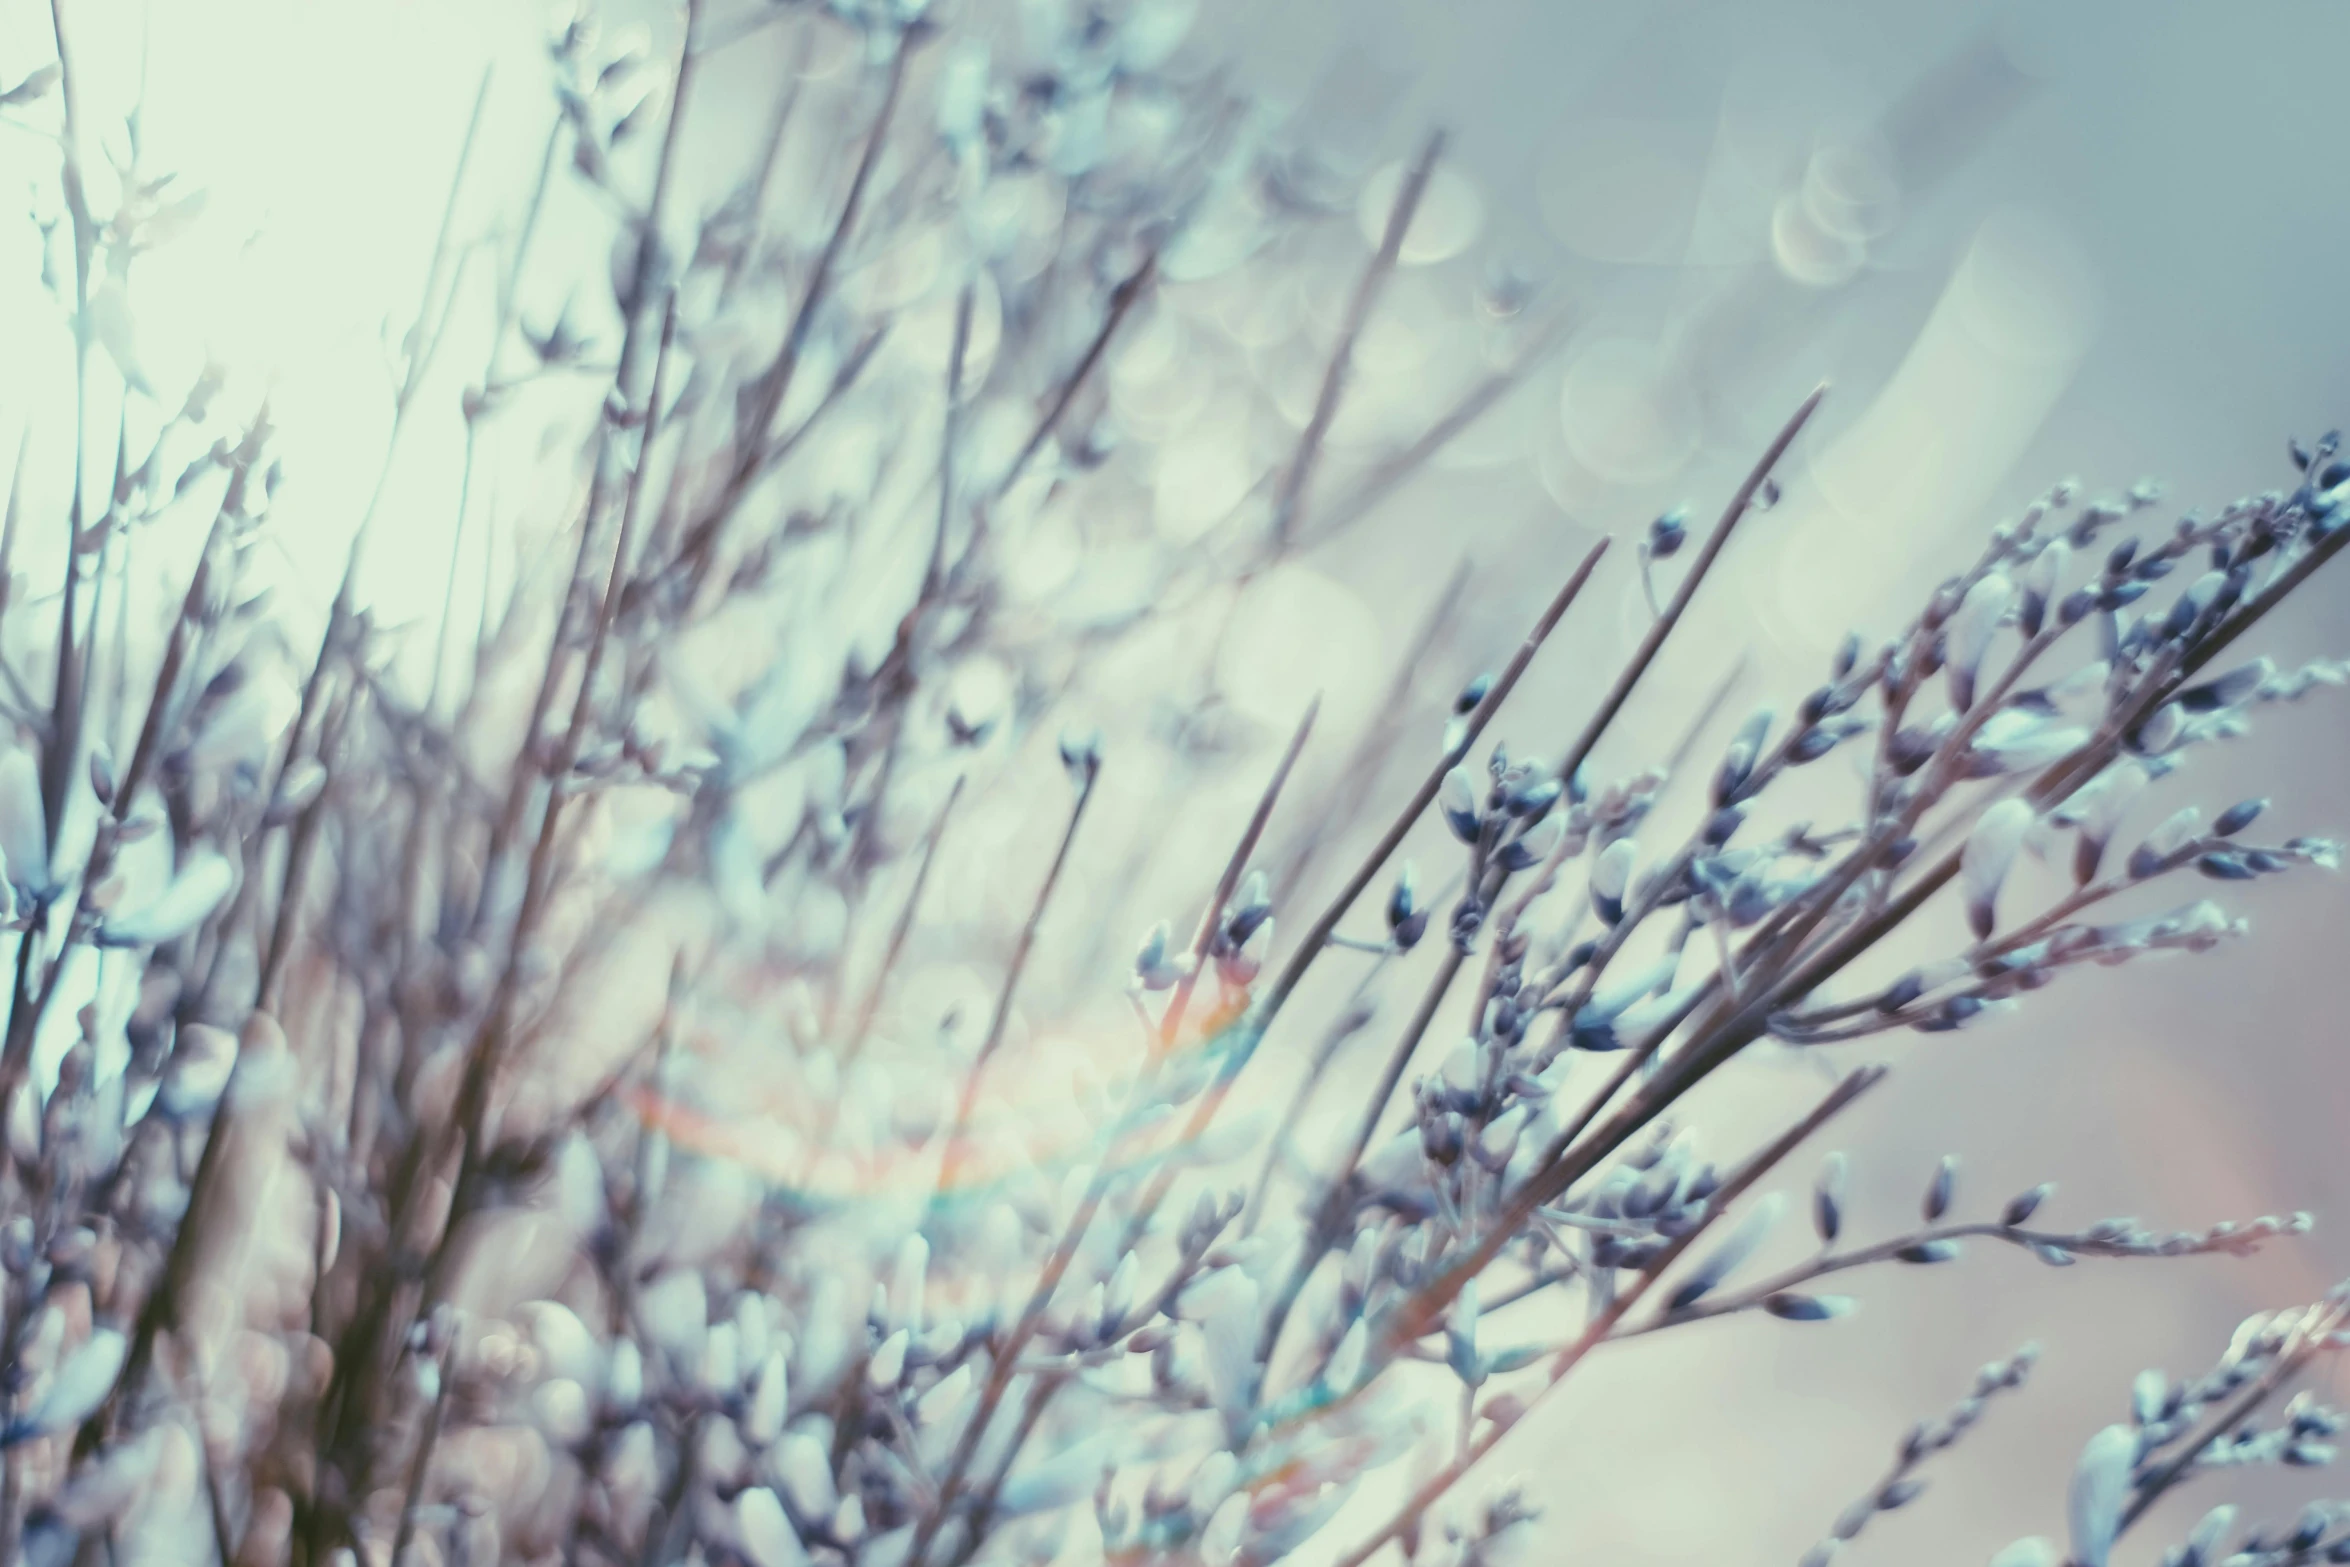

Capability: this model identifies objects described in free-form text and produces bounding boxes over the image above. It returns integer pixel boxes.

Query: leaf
[2066,1424,2137,1567]
[0,63,58,106]
[1945,572,2013,710]
[97,850,234,948]
[1961,799,2034,940]
[735,1487,807,1567]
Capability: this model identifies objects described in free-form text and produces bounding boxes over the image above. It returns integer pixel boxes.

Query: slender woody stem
[1270,131,1444,548]
[1256,536,1610,1030]
[933,761,1098,1200]
[912,702,1319,1567]
[1329,1067,1883,1567]
[842,774,966,1066]
[1554,385,1825,785]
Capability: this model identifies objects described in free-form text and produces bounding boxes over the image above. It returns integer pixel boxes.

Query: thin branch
[1298,304,1573,548]
[1613,1218,2273,1339]
[1256,936,1470,1364]
[390,1331,462,1567]
[912,700,1319,1566]
[469,15,707,936]
[934,760,1100,1198]
[1156,696,1320,1055]
[2117,1295,2350,1537]
[1554,384,1825,785]
[841,773,965,1065]
[669,32,911,582]
[1330,1066,1884,1567]
[1270,132,1444,548]
[989,250,1157,506]
[1254,536,1611,1030]
[1270,556,1472,908]
[1239,976,1381,1237]
[1103,696,1324,1244]
[0,428,27,642]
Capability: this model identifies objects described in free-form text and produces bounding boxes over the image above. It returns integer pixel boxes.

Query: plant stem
[933,761,1099,1202]
[1255,536,1610,1033]
[1331,1066,1882,1567]
[1269,131,1444,548]
[842,773,965,1065]
[1553,385,1824,786]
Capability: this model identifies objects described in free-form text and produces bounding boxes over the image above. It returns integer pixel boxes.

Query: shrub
[0,3,2343,1566]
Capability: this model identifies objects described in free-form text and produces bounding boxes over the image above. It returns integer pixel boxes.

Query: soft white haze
[0,3,2344,1562]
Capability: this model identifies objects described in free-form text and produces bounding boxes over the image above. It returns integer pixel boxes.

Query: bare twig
[1270,132,1444,548]
[1255,536,1611,1030]
[934,759,1100,1200]
[842,773,966,1065]
[1330,1067,1885,1567]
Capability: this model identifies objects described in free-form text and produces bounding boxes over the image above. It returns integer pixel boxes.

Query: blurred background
[1,0,2345,1559]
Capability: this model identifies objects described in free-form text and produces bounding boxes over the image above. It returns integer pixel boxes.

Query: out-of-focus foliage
[0,3,2340,1566]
